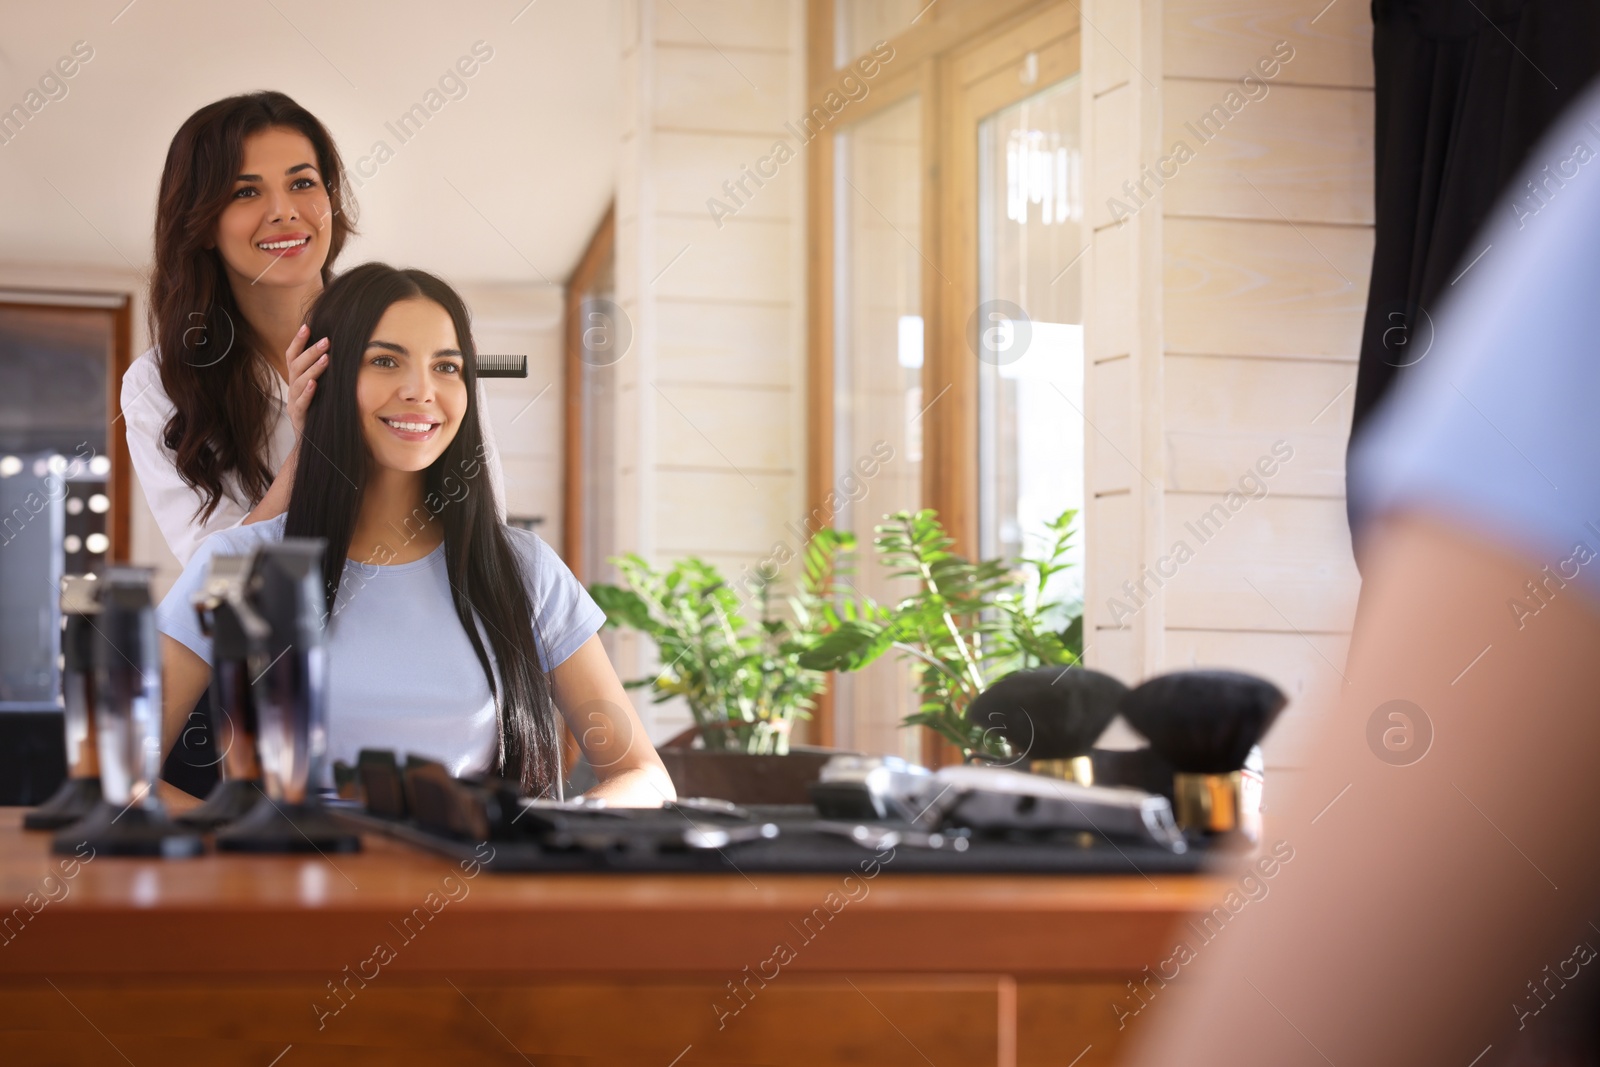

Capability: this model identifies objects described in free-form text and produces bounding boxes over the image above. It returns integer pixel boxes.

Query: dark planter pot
[658,746,852,806]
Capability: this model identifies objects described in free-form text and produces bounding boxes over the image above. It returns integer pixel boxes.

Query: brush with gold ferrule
[1118,669,1285,844]
[966,666,1127,784]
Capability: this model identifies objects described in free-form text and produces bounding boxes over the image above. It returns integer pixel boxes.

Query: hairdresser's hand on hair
[286,323,330,436]
[239,326,324,527]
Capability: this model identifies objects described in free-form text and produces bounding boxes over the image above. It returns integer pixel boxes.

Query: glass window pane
[976,75,1086,618]
[832,94,922,760]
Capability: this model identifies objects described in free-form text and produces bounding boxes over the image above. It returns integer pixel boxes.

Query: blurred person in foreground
[1128,81,1600,1064]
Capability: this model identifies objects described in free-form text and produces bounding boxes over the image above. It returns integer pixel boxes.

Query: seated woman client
[154,263,674,807]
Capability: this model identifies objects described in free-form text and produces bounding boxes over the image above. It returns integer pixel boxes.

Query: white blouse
[121,347,508,566]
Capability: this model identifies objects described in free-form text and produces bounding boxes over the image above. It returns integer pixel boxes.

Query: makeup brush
[966,666,1127,785]
[1118,669,1286,840]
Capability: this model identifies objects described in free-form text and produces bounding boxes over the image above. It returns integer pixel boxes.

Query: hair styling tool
[53,568,204,857]
[24,576,105,830]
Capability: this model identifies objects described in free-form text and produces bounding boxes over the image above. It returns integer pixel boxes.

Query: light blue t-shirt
[157,513,605,786]
[1351,78,1600,610]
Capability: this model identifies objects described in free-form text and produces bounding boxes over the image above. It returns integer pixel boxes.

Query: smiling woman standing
[123,91,504,565]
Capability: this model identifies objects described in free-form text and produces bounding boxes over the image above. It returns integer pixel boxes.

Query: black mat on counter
[332,803,1216,876]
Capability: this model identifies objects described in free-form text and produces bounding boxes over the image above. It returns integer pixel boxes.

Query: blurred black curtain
[1349,0,1600,529]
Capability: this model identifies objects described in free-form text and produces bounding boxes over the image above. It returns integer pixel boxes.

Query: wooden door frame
[806,0,1081,762]
[562,203,616,583]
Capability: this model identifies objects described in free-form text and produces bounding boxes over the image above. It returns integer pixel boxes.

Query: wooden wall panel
[498,456,564,523]
[654,382,797,472]
[655,0,793,49]
[1162,0,1374,89]
[1163,352,1355,498]
[613,212,641,307]
[1089,354,1141,493]
[1085,624,1138,687]
[1087,0,1137,96]
[615,380,641,476]
[652,130,802,221]
[1082,0,1162,692]
[613,1,805,743]
[1160,80,1374,225]
[1164,217,1371,360]
[652,216,794,304]
[1089,82,1137,231]
[1087,217,1134,362]
[655,300,799,387]
[655,469,794,556]
[620,45,641,141]
[1151,7,1372,696]
[652,46,793,132]
[1159,493,1359,632]
[1085,490,1142,633]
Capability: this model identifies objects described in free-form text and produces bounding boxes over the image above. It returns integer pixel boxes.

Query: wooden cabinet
[0,805,1223,1066]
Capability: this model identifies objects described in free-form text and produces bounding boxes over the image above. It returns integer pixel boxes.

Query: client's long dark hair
[285,263,560,797]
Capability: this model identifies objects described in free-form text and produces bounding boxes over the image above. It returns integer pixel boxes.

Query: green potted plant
[793,507,1083,760]
[588,530,857,802]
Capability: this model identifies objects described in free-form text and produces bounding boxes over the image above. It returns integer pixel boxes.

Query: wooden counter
[0,790,1226,1067]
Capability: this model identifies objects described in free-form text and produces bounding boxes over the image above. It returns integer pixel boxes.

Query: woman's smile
[256,231,313,257]
[378,413,443,442]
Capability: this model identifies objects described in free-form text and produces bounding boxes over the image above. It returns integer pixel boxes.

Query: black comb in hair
[476,354,527,378]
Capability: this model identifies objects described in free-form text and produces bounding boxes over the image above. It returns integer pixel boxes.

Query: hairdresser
[123,91,506,566]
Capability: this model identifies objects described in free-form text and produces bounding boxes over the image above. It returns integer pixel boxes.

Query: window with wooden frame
[807,0,1084,766]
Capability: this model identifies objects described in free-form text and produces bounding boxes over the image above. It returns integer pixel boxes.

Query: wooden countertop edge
[3,807,1233,976]
[0,895,1219,977]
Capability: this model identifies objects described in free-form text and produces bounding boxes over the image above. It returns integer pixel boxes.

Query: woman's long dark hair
[150,91,357,522]
[284,263,560,798]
